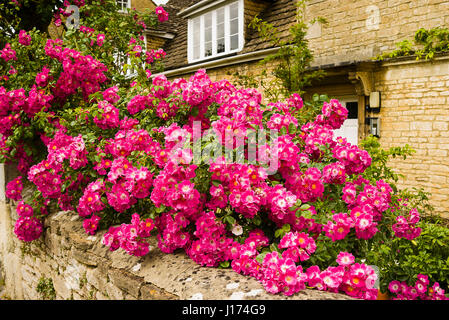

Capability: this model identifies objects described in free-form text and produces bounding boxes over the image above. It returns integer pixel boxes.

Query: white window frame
[187,0,244,64]
[117,0,131,13]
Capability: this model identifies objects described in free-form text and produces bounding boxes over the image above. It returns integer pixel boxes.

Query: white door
[332,98,359,146]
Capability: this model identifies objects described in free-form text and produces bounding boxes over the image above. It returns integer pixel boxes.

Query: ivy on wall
[375,27,449,61]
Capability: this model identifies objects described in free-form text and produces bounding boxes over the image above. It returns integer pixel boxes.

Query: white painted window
[188,0,244,63]
[116,0,131,13]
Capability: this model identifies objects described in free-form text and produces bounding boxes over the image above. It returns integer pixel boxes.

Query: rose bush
[1,0,448,300]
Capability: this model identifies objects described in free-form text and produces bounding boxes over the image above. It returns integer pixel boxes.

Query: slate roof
[158,0,297,71]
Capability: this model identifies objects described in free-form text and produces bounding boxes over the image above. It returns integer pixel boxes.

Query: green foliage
[232,0,326,102]
[360,135,435,216]
[366,220,449,293]
[375,27,449,61]
[36,277,56,300]
[0,0,64,46]
[361,135,415,186]
[0,0,162,170]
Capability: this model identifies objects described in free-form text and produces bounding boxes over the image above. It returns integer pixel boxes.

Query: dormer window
[117,0,131,13]
[186,0,244,63]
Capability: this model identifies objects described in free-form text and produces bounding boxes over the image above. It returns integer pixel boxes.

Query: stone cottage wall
[374,56,449,218]
[305,0,449,67]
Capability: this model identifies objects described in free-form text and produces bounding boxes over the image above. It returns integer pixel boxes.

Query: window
[188,0,244,63]
[116,0,131,12]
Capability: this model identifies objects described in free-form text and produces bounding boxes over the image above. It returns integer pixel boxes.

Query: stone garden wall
[0,165,351,300]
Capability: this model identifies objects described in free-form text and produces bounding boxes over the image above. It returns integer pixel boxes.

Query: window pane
[193,18,200,45]
[205,26,212,42]
[230,2,238,20]
[230,19,238,35]
[193,45,200,60]
[205,42,212,57]
[230,34,239,50]
[217,6,225,53]
[217,7,224,24]
[217,37,225,53]
[204,12,212,27]
[217,23,224,38]
[192,17,201,60]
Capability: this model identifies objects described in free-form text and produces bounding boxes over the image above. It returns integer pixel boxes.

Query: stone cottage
[145,0,449,218]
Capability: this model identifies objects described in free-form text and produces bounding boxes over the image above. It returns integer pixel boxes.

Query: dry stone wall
[0,194,353,300]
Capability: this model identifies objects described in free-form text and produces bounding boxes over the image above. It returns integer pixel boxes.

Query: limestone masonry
[0,197,352,300]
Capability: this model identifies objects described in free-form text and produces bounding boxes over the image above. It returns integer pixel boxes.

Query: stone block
[104,282,124,300]
[72,247,99,267]
[140,283,178,300]
[86,267,108,291]
[108,268,143,298]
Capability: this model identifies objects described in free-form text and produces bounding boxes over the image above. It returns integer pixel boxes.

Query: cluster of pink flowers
[16,200,34,217]
[0,43,17,62]
[187,211,235,267]
[154,211,191,253]
[151,161,200,214]
[267,113,298,133]
[279,231,316,262]
[315,99,348,129]
[47,130,88,170]
[18,30,32,46]
[209,161,269,219]
[322,179,392,242]
[28,160,63,199]
[230,230,269,277]
[155,6,169,23]
[45,39,108,101]
[6,176,23,201]
[144,48,166,65]
[14,216,43,242]
[0,86,53,126]
[266,185,297,224]
[389,274,448,300]
[35,66,52,88]
[102,213,155,256]
[333,142,372,175]
[286,93,303,111]
[104,160,153,213]
[392,208,422,240]
[322,161,346,184]
[93,100,120,130]
[300,122,335,159]
[82,214,101,235]
[127,94,151,115]
[258,251,308,296]
[78,180,106,217]
[307,252,378,299]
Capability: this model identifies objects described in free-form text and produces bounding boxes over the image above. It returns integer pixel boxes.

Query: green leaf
[288,123,296,134]
[252,215,262,226]
[191,106,199,117]
[224,215,236,226]
[256,252,268,264]
[280,126,287,136]
[211,180,221,187]
[269,243,280,253]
